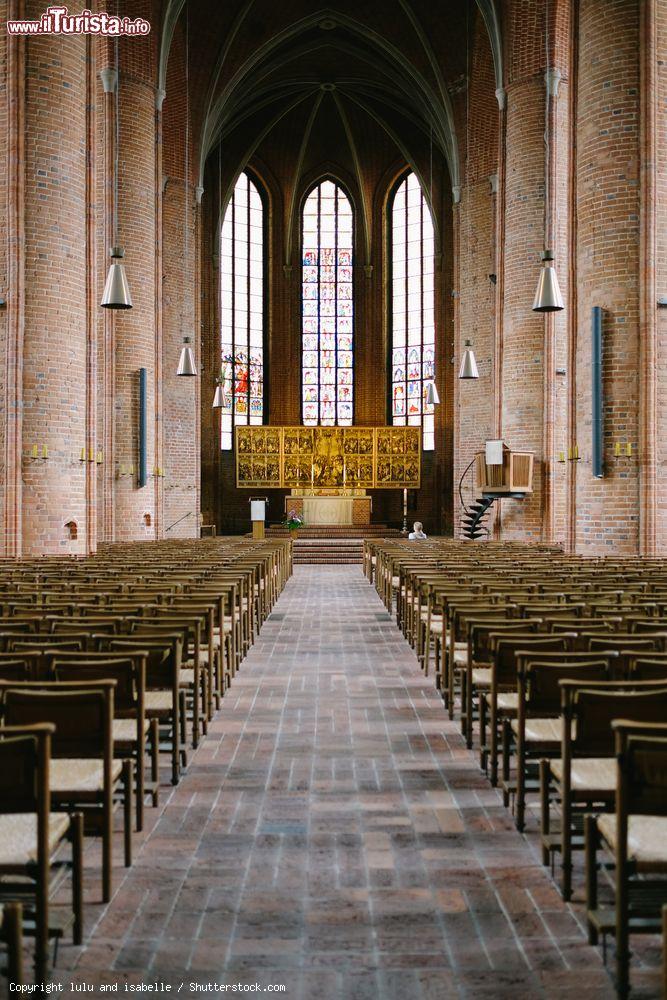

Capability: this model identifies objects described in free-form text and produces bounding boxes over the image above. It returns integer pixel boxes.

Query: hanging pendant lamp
[101,246,132,309]
[459,340,479,380]
[175,5,198,377]
[212,379,224,408]
[533,0,564,315]
[100,36,132,310]
[532,249,564,312]
[177,337,197,377]
[425,381,440,406]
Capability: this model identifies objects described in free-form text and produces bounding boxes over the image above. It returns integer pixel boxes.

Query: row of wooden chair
[0,537,292,986]
[365,538,667,997]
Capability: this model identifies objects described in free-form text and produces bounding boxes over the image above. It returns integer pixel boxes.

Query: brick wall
[0,0,664,556]
[573,0,641,553]
[20,22,90,555]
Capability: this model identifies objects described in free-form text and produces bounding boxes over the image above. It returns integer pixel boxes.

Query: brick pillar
[655,0,667,553]
[111,66,157,541]
[161,176,200,538]
[20,17,93,555]
[574,0,641,553]
[1,0,25,557]
[499,69,546,541]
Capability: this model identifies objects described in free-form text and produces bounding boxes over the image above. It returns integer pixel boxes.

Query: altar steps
[293,538,364,565]
[260,525,403,564]
[265,524,400,539]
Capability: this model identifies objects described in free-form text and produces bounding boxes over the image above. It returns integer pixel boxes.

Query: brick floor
[31,567,663,998]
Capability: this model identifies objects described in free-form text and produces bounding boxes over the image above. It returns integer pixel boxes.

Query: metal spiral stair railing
[458,458,493,540]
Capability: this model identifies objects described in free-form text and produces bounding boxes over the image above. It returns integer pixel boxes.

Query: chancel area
[1,0,667,997]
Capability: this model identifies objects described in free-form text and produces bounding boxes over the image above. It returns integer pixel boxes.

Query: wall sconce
[28,444,48,460]
[568,446,580,462]
[64,520,78,541]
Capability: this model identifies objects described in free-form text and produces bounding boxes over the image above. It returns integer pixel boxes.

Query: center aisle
[66,566,615,999]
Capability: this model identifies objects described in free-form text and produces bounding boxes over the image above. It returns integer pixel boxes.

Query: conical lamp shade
[212,383,224,408]
[532,253,564,312]
[458,341,479,380]
[101,247,132,309]
[177,338,197,377]
[425,381,440,406]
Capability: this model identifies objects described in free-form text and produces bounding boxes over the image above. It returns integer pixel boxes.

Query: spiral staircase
[458,446,535,541]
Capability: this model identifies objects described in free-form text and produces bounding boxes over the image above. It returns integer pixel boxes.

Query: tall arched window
[219,172,265,450]
[390,172,435,450]
[301,179,354,426]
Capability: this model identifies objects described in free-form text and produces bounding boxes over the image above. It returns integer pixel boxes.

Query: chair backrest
[523,657,611,714]
[628,656,667,681]
[469,618,539,662]
[50,619,119,635]
[614,720,667,817]
[568,683,667,756]
[492,634,573,687]
[0,681,114,759]
[0,723,53,815]
[9,637,86,653]
[0,659,34,682]
[588,635,665,652]
[51,655,141,713]
[107,636,180,690]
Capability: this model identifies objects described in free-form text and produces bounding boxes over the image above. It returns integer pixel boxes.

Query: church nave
[49,566,620,1000]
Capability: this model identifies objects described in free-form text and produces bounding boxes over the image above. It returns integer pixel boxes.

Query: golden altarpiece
[236,426,421,525]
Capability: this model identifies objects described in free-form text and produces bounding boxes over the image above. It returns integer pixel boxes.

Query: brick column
[20,16,92,555]
[655,0,667,553]
[161,176,199,538]
[2,0,26,556]
[499,70,546,541]
[573,0,641,553]
[111,66,157,541]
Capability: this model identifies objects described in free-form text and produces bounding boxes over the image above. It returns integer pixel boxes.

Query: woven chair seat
[550,757,615,796]
[50,758,122,794]
[391,576,400,588]
[145,691,173,712]
[472,667,491,686]
[489,692,519,713]
[113,718,149,743]
[598,813,667,872]
[179,668,195,686]
[0,812,70,866]
[511,717,562,744]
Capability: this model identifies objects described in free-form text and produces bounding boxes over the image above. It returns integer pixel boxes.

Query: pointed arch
[219,171,267,449]
[301,178,354,426]
[388,170,436,450]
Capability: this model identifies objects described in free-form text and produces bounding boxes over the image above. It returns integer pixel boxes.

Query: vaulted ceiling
[159,0,502,203]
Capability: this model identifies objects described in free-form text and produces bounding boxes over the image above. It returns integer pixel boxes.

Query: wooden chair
[506,654,613,832]
[482,633,574,785]
[540,680,667,900]
[0,724,83,983]
[0,682,131,904]
[0,902,23,987]
[107,635,185,785]
[585,720,667,997]
[50,653,157,831]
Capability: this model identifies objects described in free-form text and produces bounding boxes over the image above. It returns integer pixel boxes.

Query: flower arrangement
[284,509,304,532]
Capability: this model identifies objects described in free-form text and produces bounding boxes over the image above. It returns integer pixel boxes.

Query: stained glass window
[390,172,435,450]
[219,172,264,450]
[301,180,354,426]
